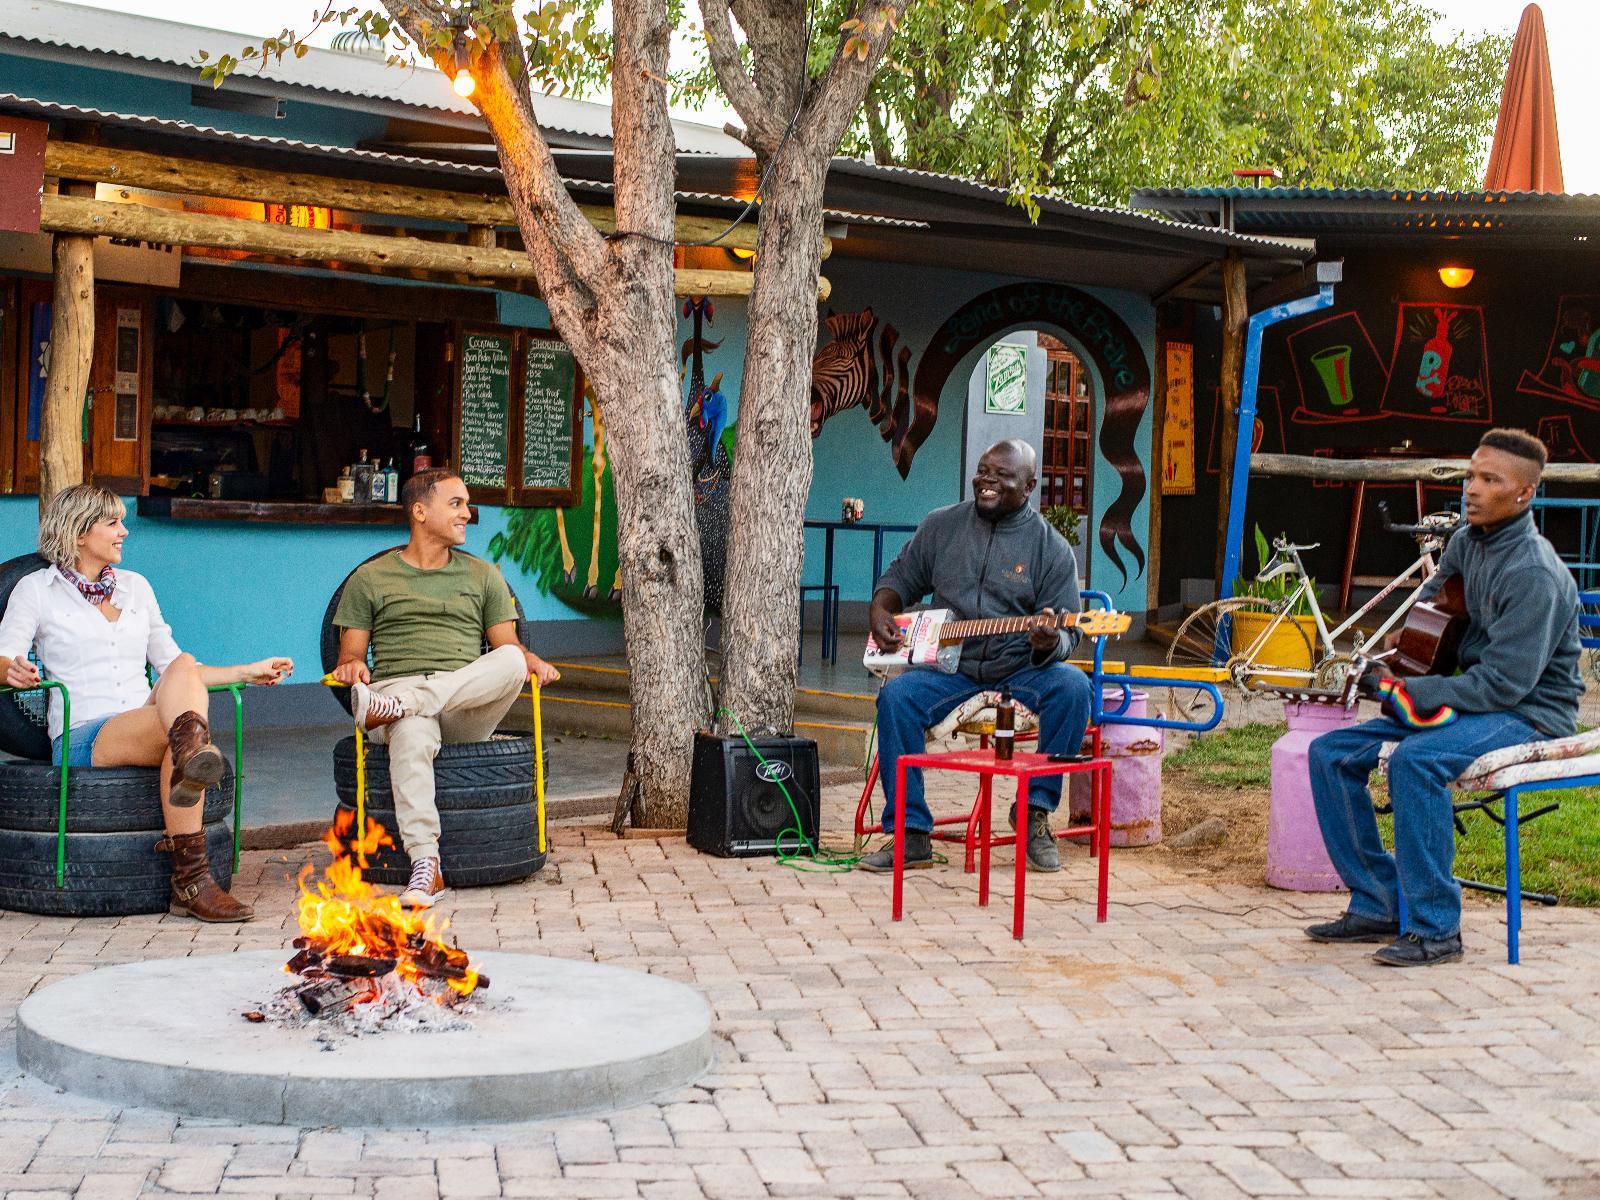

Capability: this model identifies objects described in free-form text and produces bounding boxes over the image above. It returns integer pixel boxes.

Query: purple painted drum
[1069,689,1164,846]
[1266,700,1359,891]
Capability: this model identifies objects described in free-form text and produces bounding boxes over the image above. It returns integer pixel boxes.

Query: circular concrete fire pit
[17,951,713,1126]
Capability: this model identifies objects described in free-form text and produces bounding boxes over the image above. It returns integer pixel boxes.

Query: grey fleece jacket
[1407,509,1582,737]
[875,501,1081,685]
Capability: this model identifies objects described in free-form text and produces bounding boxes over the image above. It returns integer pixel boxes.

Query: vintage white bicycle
[1164,504,1462,719]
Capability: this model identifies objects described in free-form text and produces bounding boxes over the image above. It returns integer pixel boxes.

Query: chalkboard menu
[458,332,511,489]
[522,340,576,491]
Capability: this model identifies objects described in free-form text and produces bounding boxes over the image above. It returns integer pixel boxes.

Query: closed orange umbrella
[1483,3,1565,193]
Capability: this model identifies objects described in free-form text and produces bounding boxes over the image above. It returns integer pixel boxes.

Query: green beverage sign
[985,342,1027,415]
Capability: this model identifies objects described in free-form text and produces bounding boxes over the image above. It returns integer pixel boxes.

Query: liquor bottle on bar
[993,688,1015,761]
[353,449,376,504]
[409,413,432,475]
[383,458,399,503]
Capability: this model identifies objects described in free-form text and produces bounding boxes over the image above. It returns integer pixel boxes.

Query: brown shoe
[157,832,254,923]
[167,710,224,808]
[398,856,447,909]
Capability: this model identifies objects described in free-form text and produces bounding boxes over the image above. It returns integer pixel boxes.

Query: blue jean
[876,663,1093,834]
[1309,712,1538,940]
[50,715,115,768]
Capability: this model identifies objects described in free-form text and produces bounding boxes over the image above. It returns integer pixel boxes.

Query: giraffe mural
[553,387,621,600]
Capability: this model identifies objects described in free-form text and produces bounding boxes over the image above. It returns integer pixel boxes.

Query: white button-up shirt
[0,566,184,741]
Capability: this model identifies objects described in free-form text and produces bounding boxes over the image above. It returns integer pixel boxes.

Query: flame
[294,808,481,998]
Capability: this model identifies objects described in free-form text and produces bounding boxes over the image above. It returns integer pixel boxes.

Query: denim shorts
[50,714,115,768]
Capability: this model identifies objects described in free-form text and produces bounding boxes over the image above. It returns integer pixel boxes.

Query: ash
[257,973,497,1045]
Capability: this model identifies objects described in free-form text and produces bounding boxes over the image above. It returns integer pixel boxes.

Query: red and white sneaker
[399,857,446,909]
[351,682,405,731]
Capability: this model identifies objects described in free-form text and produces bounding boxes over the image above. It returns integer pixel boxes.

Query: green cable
[715,706,878,873]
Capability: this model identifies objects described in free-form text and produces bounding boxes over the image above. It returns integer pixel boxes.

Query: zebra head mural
[808,309,921,475]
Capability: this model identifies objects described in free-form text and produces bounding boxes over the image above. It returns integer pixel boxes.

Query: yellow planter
[1230,610,1316,687]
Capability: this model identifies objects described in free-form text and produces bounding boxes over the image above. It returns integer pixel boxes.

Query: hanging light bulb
[452,39,475,98]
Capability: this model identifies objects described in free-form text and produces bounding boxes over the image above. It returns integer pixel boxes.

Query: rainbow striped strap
[1376,677,1458,729]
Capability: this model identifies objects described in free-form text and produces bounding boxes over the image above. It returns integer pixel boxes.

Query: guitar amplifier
[688,732,820,858]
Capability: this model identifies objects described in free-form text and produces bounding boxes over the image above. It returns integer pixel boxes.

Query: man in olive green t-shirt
[331,469,560,909]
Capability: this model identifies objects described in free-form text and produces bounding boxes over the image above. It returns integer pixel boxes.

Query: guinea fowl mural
[683,296,734,613]
[809,284,1152,589]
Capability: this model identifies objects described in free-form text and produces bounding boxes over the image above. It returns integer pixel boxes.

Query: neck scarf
[59,564,116,606]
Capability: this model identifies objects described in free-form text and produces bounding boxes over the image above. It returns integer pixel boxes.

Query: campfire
[246,810,489,1033]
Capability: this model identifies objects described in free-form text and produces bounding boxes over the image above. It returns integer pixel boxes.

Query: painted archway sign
[810,282,1150,587]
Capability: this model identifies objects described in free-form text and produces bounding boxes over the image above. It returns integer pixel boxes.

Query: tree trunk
[41,229,93,509]
[718,147,830,735]
[396,0,707,827]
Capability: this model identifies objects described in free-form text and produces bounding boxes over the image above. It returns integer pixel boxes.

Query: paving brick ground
[1,773,1598,1199]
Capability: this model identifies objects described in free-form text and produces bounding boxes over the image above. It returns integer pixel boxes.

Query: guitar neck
[939,612,1075,642]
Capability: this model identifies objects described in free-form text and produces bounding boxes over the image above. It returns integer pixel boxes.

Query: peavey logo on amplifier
[755,760,793,784]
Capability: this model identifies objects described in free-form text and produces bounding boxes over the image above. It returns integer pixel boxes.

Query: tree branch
[383,1,607,338]
[699,0,785,150]
[805,0,909,154]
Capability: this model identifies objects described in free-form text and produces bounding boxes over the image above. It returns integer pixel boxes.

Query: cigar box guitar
[863,608,1132,677]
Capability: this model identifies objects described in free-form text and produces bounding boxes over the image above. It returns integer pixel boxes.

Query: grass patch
[1165,722,1284,790]
[1376,782,1600,907]
[1164,723,1600,906]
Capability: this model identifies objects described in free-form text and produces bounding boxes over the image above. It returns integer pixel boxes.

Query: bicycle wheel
[1164,598,1316,722]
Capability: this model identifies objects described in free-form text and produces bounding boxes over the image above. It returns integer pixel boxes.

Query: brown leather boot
[158,832,254,922]
[167,711,224,808]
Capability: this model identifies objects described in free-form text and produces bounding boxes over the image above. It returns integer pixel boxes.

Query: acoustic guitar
[1372,573,1468,678]
[863,607,1131,676]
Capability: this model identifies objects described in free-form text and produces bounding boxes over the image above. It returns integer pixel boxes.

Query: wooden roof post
[41,182,95,511]
[1212,250,1246,596]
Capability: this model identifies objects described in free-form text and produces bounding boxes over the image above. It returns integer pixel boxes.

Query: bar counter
[136,497,475,525]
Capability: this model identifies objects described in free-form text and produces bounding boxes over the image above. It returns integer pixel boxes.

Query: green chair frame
[0,679,250,887]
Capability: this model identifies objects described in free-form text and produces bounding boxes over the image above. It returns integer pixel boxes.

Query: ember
[263,810,489,1027]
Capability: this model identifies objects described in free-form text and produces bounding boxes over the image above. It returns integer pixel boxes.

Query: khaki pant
[369,644,528,863]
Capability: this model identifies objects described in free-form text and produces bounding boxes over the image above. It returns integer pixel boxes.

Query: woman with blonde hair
[0,485,292,922]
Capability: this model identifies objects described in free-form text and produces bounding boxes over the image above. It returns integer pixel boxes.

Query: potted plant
[1231,526,1317,683]
[1042,505,1086,593]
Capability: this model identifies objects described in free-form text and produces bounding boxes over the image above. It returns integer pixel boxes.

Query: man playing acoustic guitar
[1306,428,1582,966]
[860,439,1093,874]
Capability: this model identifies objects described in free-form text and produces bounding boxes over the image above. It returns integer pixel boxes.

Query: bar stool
[798,583,840,665]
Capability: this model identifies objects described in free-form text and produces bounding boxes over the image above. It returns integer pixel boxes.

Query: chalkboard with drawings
[453,325,581,506]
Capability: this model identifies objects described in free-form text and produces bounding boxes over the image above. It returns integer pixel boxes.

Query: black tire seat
[332,734,545,885]
[0,762,234,916]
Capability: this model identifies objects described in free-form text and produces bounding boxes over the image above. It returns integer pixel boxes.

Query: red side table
[892,748,1112,940]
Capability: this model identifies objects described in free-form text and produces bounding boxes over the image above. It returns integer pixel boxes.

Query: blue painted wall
[800,260,1155,616]
[0,498,581,676]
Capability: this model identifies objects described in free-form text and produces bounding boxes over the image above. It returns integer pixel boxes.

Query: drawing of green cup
[1311,344,1355,407]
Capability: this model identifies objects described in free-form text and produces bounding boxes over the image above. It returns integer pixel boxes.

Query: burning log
[274,810,488,1024]
[298,978,375,1018]
[327,954,397,978]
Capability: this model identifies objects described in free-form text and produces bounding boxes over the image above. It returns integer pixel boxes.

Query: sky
[47,0,1600,194]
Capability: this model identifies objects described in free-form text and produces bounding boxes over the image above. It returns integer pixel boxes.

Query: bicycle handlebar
[1378,501,1461,538]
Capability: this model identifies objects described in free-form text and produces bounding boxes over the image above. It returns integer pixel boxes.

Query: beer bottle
[993,688,1015,761]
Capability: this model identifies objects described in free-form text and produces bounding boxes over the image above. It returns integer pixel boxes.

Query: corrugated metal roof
[832,159,1314,255]
[1131,186,1600,236]
[0,93,920,229]
[0,0,747,154]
